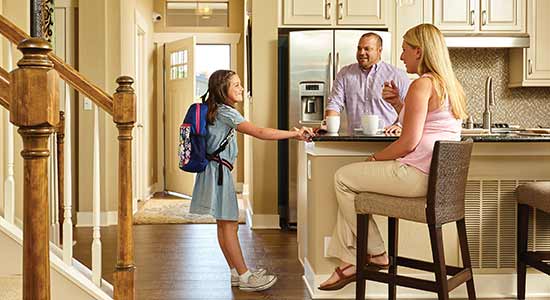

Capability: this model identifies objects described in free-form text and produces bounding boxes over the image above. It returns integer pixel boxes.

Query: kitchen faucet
[482,76,495,132]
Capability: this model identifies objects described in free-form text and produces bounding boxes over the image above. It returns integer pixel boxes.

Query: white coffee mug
[326,116,340,133]
[362,115,383,135]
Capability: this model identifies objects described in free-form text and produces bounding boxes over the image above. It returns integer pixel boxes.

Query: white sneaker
[231,268,266,287]
[239,271,278,292]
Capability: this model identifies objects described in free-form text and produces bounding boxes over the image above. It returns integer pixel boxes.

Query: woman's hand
[384,124,402,135]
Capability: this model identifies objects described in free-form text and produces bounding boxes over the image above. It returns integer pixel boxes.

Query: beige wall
[249,0,279,216]
[78,0,156,214]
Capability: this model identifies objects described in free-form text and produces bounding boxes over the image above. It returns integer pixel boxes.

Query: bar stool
[516,182,550,300]
[355,140,476,300]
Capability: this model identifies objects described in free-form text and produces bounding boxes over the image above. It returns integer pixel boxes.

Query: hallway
[74,224,309,300]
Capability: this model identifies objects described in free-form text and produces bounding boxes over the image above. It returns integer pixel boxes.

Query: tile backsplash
[450,48,550,128]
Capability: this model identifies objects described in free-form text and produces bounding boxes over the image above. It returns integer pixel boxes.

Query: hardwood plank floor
[74,224,310,300]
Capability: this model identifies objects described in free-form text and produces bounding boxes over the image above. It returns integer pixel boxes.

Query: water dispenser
[299,82,325,123]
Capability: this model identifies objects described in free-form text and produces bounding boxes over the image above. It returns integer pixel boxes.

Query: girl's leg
[217,220,234,269]
[217,220,248,274]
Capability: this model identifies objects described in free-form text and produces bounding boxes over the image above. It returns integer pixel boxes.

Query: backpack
[179,103,234,175]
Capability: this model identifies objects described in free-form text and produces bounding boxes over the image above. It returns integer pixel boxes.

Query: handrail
[0,15,113,114]
[0,66,9,110]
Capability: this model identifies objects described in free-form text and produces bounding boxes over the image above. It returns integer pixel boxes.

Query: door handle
[528,59,533,75]
[482,10,487,25]
[470,10,475,26]
[336,52,340,73]
[328,52,333,93]
[325,0,331,20]
[338,1,343,20]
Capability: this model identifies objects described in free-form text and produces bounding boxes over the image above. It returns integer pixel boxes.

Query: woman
[319,23,468,291]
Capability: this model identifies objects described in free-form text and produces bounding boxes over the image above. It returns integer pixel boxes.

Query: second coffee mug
[362,115,383,135]
[326,116,340,133]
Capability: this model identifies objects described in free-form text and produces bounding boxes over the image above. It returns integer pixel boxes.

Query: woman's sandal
[366,251,390,271]
[318,265,356,291]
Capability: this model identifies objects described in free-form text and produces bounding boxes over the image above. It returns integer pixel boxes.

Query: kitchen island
[297,133,550,299]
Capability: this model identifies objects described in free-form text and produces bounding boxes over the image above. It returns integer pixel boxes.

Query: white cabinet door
[282,0,332,25]
[526,0,550,81]
[434,0,478,32]
[480,0,524,32]
[337,0,387,26]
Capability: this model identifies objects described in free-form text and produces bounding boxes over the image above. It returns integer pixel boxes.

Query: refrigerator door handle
[328,52,333,93]
[336,52,340,74]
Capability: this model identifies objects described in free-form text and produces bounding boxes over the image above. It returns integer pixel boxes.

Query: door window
[195,44,231,97]
[170,50,188,80]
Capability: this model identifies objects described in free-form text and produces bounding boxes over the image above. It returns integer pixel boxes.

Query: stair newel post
[10,37,59,300]
[57,110,65,243]
[113,76,136,300]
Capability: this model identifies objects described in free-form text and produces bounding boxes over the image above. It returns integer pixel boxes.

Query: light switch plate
[83,98,93,111]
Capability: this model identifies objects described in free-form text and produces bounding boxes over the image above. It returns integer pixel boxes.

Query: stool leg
[517,204,529,300]
[356,214,368,300]
[457,218,476,300]
[429,224,449,300]
[388,217,398,300]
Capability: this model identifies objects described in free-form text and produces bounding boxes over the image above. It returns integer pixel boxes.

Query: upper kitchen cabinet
[281,0,388,27]
[509,0,550,87]
[434,0,525,33]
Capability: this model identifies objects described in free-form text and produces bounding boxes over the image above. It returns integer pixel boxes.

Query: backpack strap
[207,128,235,185]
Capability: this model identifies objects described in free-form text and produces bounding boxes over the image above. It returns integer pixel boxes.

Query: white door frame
[134,11,148,211]
[152,32,240,192]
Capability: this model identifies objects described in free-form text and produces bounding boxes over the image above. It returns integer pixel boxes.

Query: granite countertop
[312,132,550,142]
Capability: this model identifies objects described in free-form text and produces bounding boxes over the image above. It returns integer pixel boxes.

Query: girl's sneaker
[239,271,277,292]
[231,268,266,287]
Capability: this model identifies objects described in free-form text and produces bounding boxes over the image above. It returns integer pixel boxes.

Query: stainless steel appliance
[287,30,391,224]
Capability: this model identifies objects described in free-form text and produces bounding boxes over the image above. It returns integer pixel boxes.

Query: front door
[164,37,196,196]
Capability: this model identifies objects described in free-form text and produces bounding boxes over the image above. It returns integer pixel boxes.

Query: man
[324,32,410,133]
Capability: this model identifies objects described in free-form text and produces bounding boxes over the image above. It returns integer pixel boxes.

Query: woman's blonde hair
[403,23,467,120]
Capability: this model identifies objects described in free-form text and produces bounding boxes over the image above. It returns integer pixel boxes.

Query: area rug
[134,198,246,224]
[0,275,22,300]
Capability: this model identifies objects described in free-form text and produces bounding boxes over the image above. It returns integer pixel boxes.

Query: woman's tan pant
[327,160,429,265]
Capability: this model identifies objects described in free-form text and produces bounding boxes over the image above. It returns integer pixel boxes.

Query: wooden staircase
[0,14,136,300]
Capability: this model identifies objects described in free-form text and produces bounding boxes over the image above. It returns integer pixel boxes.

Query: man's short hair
[359,32,383,49]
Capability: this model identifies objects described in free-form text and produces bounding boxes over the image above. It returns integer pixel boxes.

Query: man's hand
[382,80,401,109]
[384,124,402,135]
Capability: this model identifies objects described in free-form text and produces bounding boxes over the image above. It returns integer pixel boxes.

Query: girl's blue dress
[190,104,245,221]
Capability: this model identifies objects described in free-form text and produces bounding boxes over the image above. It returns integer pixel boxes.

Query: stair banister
[10,37,59,300]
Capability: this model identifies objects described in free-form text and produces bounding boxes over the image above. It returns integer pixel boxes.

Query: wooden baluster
[113,76,136,300]
[92,104,102,286]
[57,111,65,243]
[10,37,59,300]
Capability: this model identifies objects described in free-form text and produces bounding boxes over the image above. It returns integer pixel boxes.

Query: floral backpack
[179,103,234,176]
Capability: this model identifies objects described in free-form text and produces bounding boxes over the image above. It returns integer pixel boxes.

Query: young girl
[190,69,312,292]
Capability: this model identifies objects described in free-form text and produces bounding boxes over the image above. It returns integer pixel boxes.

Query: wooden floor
[74,224,310,300]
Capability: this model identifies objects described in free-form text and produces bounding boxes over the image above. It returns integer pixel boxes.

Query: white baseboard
[76,211,118,227]
[303,257,550,299]
[245,202,280,229]
[146,182,162,198]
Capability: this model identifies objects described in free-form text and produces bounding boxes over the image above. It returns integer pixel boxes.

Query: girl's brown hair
[202,69,236,124]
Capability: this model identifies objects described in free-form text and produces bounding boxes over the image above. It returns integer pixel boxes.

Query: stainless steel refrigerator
[287,30,391,224]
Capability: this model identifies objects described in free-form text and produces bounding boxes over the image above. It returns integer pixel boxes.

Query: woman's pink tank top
[397,74,462,174]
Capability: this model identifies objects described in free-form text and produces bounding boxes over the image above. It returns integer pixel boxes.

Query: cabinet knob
[470,10,475,26]
[528,59,533,75]
[482,10,487,25]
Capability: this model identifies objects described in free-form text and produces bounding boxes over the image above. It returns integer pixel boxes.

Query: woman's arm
[237,121,308,141]
[373,78,432,161]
